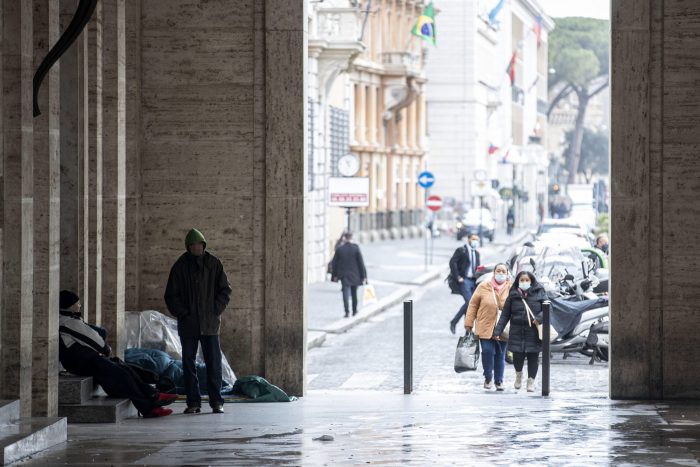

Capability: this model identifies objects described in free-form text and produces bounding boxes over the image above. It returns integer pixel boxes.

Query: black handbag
[446,273,461,295]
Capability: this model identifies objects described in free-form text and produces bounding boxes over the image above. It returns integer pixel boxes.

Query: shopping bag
[454,331,480,373]
[362,284,377,307]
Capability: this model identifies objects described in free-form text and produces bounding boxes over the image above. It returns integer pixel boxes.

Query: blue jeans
[480,339,508,384]
[451,278,476,326]
[180,335,224,408]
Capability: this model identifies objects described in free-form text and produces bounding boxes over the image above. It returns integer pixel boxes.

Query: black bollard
[542,300,551,396]
[404,300,413,394]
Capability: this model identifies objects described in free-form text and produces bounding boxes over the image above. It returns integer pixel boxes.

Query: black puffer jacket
[494,283,546,353]
[164,251,232,337]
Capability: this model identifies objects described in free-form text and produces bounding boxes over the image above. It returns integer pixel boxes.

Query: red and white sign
[328,177,370,207]
[426,195,443,212]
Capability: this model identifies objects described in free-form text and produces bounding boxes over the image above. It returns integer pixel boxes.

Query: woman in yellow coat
[465,263,512,391]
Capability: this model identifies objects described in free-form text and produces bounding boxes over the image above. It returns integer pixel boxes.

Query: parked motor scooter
[580,317,609,363]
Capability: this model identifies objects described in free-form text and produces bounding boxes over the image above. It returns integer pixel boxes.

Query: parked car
[455,208,495,242]
[536,218,594,245]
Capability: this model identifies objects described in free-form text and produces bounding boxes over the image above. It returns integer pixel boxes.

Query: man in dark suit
[331,232,368,317]
[449,233,481,334]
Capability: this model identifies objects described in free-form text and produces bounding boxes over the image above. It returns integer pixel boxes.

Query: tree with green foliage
[564,127,609,183]
[548,17,609,183]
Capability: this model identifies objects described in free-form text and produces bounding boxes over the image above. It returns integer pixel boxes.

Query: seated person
[59,290,176,418]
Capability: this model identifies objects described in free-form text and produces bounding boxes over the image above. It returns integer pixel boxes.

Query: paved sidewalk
[23,392,700,466]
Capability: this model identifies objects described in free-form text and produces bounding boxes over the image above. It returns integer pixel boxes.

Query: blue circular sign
[417,171,435,188]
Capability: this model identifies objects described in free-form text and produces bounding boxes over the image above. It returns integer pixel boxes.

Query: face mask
[495,274,507,283]
[601,244,609,253]
[470,240,479,248]
[519,282,531,291]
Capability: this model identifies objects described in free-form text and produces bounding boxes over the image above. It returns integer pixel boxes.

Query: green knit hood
[185,228,207,250]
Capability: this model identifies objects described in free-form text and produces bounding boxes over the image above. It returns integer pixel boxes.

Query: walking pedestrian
[448,233,481,334]
[330,232,367,318]
[493,271,545,392]
[464,263,512,391]
[165,228,232,414]
[59,291,176,418]
[506,208,515,236]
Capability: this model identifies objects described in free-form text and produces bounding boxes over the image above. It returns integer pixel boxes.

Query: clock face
[338,154,360,177]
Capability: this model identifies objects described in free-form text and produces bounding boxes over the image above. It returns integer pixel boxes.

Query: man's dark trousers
[180,335,224,408]
[342,285,359,315]
[450,278,477,327]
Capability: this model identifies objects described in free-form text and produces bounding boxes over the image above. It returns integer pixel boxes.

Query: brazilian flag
[411,2,436,46]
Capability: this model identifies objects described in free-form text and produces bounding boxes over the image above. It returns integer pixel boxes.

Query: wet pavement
[18,393,700,465]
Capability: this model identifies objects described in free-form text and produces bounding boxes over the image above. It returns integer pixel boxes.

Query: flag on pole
[488,144,500,155]
[506,51,517,86]
[411,2,437,46]
[533,15,543,48]
[488,0,506,26]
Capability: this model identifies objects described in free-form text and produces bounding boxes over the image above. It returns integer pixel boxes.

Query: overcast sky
[537,0,610,20]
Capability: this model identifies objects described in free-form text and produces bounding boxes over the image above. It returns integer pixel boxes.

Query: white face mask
[470,240,479,248]
[519,282,531,291]
[495,274,507,283]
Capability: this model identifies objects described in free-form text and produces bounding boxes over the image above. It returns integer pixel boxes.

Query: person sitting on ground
[59,290,176,418]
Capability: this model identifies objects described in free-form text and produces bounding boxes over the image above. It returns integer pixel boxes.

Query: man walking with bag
[331,231,367,318]
[165,228,232,414]
[449,233,481,334]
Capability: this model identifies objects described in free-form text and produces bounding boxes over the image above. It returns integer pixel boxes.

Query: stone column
[356,82,366,145]
[124,0,140,310]
[367,85,377,145]
[264,0,307,396]
[83,5,103,324]
[59,0,82,294]
[1,0,34,417]
[32,0,61,418]
[100,0,126,356]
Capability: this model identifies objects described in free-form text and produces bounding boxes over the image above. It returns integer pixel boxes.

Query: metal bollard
[404,300,413,394]
[542,300,551,396]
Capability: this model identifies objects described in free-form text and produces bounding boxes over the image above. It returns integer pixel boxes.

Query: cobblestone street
[308,233,609,395]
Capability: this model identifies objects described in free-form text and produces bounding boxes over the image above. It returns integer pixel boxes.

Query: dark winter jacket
[59,310,111,375]
[494,283,546,353]
[331,242,367,287]
[449,245,481,280]
[164,251,232,337]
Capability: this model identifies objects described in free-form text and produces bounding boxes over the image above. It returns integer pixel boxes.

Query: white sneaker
[526,377,535,392]
[484,379,493,389]
[514,372,522,389]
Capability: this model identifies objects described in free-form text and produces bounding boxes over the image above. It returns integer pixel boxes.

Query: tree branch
[547,83,573,119]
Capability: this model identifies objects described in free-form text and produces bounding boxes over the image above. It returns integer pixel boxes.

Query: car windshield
[514,244,591,291]
[463,209,491,223]
[537,224,583,235]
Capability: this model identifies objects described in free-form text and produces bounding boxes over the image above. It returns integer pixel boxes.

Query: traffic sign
[426,195,443,212]
[417,171,435,188]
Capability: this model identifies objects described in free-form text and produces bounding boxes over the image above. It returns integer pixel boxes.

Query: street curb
[307,331,327,350]
[318,286,412,335]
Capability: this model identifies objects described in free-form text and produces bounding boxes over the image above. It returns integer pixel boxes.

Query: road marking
[339,372,388,389]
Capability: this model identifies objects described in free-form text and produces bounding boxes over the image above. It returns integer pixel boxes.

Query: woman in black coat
[493,271,545,392]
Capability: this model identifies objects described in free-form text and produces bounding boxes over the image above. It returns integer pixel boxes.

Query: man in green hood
[164,228,232,414]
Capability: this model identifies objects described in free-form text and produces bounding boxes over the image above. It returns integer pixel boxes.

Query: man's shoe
[514,371,523,390]
[526,377,535,392]
[183,406,201,414]
[449,322,456,335]
[352,310,358,316]
[212,404,224,414]
[495,382,504,391]
[344,312,349,318]
[483,379,492,390]
[144,407,172,418]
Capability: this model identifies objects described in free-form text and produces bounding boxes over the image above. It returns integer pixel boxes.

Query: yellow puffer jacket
[464,280,512,339]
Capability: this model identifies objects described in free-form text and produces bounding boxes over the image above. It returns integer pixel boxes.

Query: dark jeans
[512,351,540,378]
[342,285,359,315]
[480,339,508,384]
[450,278,476,326]
[90,357,157,415]
[180,335,224,408]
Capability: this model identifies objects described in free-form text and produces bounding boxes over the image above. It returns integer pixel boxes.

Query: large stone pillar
[611,0,700,399]
[100,0,126,356]
[32,0,61,417]
[263,0,307,396]
[59,0,83,294]
[1,0,34,417]
[83,4,103,324]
